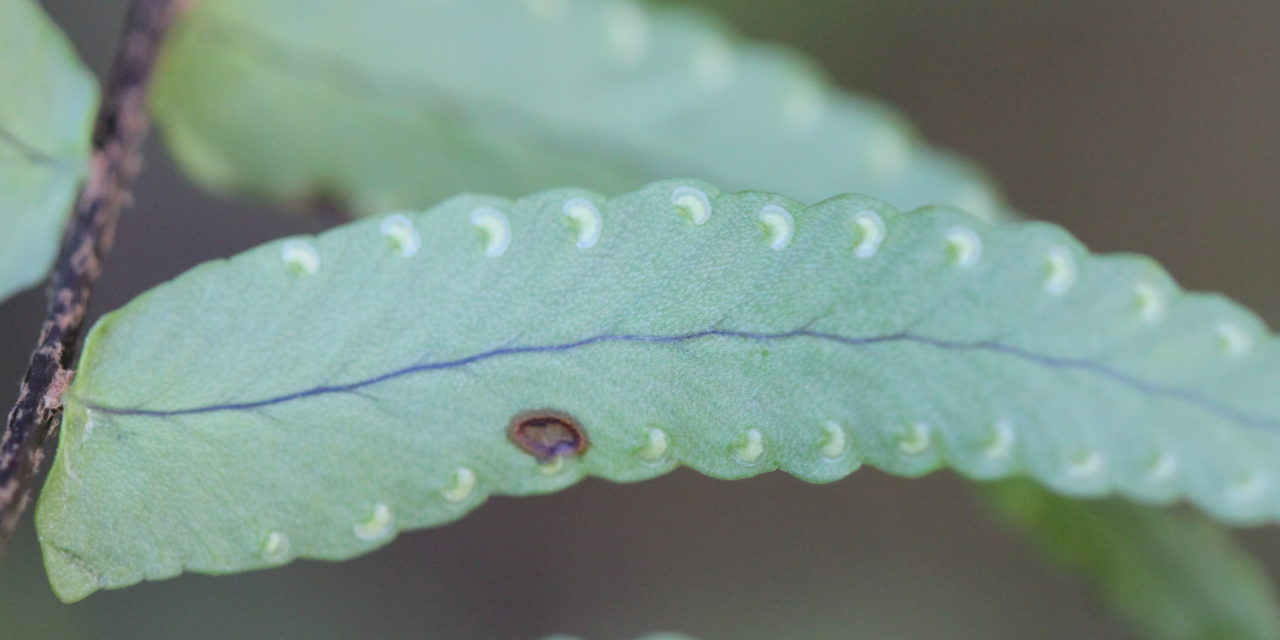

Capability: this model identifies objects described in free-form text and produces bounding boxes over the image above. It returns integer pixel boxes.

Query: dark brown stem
[0,0,189,549]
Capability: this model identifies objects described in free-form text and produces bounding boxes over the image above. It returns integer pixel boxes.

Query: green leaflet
[983,480,1280,640]
[36,180,1280,601]
[148,0,1004,221]
[0,0,98,304]
[143,2,1269,632]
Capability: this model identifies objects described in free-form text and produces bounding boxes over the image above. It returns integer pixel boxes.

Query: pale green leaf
[983,480,1280,640]
[37,180,1280,601]
[0,0,98,304]
[149,0,1004,221]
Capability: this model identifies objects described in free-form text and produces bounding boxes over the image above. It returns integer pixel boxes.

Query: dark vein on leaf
[50,542,102,586]
[85,329,1279,431]
[0,126,65,167]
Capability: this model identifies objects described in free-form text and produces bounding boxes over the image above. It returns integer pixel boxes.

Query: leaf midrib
[79,326,1279,432]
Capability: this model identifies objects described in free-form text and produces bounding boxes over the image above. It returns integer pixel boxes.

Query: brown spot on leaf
[508,410,589,461]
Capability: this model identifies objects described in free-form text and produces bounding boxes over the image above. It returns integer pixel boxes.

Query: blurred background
[2,1,1278,638]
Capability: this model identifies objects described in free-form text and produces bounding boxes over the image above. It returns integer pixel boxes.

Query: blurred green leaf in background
[985,480,1280,640]
[0,0,97,305]
[149,0,1006,221]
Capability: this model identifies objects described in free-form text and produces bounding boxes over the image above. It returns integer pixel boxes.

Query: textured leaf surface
[37,180,1280,601]
[984,480,1280,640]
[0,0,97,303]
[149,0,1004,220]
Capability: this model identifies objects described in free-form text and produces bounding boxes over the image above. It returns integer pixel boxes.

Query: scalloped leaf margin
[37,180,1280,601]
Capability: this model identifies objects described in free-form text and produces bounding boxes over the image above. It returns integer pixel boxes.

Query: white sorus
[1135,280,1167,324]
[1066,450,1105,481]
[1044,245,1077,295]
[757,205,795,250]
[637,427,671,464]
[563,198,603,249]
[982,420,1015,460]
[441,467,477,504]
[1226,472,1270,506]
[380,214,421,257]
[1146,450,1179,483]
[898,422,931,456]
[538,455,572,476]
[735,428,766,465]
[470,207,512,257]
[945,226,982,268]
[260,531,290,563]
[671,186,712,225]
[851,211,886,258]
[820,421,848,461]
[281,240,320,275]
[1217,322,1253,356]
[353,503,395,542]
